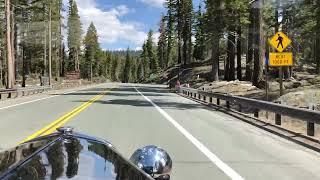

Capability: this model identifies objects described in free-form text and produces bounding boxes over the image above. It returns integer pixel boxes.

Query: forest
[0,0,320,90]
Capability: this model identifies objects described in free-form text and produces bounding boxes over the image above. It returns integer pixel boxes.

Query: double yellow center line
[20,89,109,144]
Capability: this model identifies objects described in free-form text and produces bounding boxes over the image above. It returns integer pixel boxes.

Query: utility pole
[48,2,52,86]
[5,0,14,89]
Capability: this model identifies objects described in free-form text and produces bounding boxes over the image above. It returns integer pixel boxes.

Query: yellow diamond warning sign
[269,32,292,52]
[269,52,293,66]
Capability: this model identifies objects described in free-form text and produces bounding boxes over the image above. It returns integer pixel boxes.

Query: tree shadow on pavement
[73,98,206,110]
[50,87,171,96]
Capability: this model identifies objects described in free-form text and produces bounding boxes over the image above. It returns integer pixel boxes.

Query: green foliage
[67,0,82,71]
[146,30,158,72]
[122,48,131,83]
[193,2,206,60]
[158,14,167,69]
[83,22,101,79]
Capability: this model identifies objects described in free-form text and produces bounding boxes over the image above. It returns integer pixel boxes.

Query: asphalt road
[1,83,320,180]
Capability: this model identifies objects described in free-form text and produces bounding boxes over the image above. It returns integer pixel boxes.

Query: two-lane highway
[1,83,320,179]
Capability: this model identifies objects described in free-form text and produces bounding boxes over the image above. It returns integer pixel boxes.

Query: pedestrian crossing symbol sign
[269,32,292,52]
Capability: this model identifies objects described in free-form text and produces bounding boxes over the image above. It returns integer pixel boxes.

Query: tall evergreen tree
[146,30,158,72]
[181,0,193,65]
[137,60,144,81]
[252,0,264,86]
[165,0,176,67]
[67,0,82,72]
[158,14,167,69]
[205,0,224,81]
[316,0,320,74]
[194,2,206,61]
[83,22,100,80]
[123,48,131,83]
[141,42,149,76]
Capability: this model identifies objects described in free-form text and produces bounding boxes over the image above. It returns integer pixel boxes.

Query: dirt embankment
[155,61,320,110]
[1,74,109,90]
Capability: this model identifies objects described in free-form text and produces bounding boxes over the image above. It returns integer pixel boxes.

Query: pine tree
[205,0,224,81]
[158,14,167,69]
[131,58,137,82]
[165,0,176,67]
[316,0,320,74]
[141,42,149,76]
[123,48,131,83]
[181,0,193,65]
[67,0,82,72]
[194,3,206,61]
[110,54,119,81]
[83,22,100,80]
[252,0,264,86]
[137,60,144,81]
[146,30,158,72]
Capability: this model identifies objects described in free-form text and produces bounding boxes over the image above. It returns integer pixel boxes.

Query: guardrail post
[307,105,315,136]
[226,101,230,109]
[275,101,282,125]
[238,104,242,112]
[8,93,11,99]
[217,99,220,105]
[254,110,259,118]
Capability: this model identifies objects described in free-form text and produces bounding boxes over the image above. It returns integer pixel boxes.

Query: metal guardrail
[0,86,52,99]
[180,87,320,136]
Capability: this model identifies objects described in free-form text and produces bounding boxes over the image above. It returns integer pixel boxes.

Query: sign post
[268,32,293,96]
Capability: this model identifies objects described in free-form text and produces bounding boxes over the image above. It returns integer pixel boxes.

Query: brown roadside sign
[269,32,292,52]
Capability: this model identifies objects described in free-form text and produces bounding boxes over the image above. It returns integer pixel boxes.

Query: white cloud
[134,46,142,51]
[138,0,165,8]
[64,0,148,49]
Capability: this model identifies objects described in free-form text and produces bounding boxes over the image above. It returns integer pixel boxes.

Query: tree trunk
[90,61,93,81]
[22,47,26,87]
[210,0,223,81]
[6,0,14,89]
[237,26,242,81]
[11,8,16,82]
[229,32,236,81]
[61,45,65,77]
[183,39,187,66]
[48,3,52,85]
[246,7,254,81]
[316,0,320,74]
[0,52,3,87]
[252,0,265,87]
[211,35,220,81]
[177,0,183,66]
[178,34,182,65]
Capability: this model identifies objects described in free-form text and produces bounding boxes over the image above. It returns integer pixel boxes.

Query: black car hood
[0,131,153,180]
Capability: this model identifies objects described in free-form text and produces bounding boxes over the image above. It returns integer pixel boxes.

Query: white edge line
[0,84,104,110]
[134,87,244,180]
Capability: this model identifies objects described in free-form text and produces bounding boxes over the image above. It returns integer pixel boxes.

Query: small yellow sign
[269,32,292,52]
[269,52,293,66]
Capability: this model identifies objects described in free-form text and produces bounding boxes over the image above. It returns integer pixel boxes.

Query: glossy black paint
[0,133,153,180]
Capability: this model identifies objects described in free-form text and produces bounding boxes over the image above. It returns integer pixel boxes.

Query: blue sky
[72,0,202,50]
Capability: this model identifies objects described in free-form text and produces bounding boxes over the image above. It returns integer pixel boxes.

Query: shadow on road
[50,86,171,97]
[72,98,206,110]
